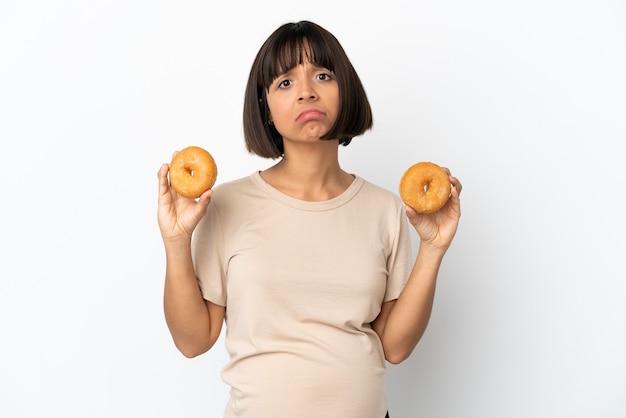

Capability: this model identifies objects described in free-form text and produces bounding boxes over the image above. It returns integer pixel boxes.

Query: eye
[278,79,292,88]
[316,72,333,81]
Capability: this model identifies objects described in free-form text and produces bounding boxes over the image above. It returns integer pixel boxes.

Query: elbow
[175,340,212,359]
[179,347,205,359]
[385,355,403,365]
[384,346,414,365]
[385,352,409,365]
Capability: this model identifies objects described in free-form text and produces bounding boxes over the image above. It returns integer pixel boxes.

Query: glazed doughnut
[399,162,451,213]
[169,146,217,199]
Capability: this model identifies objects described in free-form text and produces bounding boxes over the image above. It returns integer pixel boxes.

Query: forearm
[380,243,445,364]
[163,237,214,357]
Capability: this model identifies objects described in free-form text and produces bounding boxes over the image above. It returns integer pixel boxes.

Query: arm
[157,162,224,358]
[372,242,445,364]
[373,170,462,364]
[162,235,224,358]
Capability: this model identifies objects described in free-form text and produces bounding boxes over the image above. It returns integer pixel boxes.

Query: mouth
[296,109,326,122]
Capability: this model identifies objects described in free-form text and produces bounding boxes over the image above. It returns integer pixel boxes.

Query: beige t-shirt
[193,171,412,418]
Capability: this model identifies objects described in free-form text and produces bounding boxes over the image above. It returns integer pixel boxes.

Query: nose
[297,80,317,101]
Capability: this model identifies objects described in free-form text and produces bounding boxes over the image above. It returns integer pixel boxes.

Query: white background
[1,0,625,417]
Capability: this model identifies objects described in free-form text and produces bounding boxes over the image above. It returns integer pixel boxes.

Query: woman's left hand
[405,168,462,251]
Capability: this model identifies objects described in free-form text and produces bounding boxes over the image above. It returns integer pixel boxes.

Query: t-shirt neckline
[250,171,364,211]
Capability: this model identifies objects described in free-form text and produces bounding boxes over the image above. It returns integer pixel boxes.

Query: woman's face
[265,59,339,145]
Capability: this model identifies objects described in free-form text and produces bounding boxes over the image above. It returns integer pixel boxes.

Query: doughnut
[399,162,451,213]
[169,146,217,199]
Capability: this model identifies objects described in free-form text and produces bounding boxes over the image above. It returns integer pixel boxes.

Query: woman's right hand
[157,160,212,242]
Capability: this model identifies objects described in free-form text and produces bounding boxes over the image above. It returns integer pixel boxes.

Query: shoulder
[211,173,258,201]
[204,174,261,219]
[213,173,255,192]
[355,176,405,210]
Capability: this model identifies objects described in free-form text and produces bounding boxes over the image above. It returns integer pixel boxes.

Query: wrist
[417,240,447,261]
[162,233,193,249]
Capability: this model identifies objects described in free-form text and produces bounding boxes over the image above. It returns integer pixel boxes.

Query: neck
[261,140,354,201]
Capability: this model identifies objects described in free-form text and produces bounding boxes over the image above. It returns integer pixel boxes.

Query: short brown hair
[243,21,373,159]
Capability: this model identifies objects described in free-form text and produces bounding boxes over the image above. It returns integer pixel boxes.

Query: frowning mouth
[296,108,326,121]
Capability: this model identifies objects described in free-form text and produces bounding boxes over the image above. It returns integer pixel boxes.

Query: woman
[157,20,462,418]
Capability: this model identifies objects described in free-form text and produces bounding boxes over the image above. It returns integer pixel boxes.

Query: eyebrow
[277,61,330,75]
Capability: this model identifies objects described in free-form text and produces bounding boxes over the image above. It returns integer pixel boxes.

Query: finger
[404,204,419,219]
[198,188,213,204]
[157,163,171,197]
[450,176,462,196]
[441,167,461,193]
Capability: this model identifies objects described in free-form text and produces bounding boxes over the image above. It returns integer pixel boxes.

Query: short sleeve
[192,197,228,306]
[383,202,413,302]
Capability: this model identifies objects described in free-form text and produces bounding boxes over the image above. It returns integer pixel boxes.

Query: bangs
[258,25,336,90]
